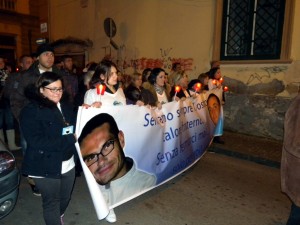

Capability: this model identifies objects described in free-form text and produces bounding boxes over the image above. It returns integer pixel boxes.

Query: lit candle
[212,79,217,85]
[97,84,106,102]
[219,77,224,84]
[195,83,202,92]
[175,85,181,94]
[174,85,181,100]
[97,84,106,95]
[223,86,229,92]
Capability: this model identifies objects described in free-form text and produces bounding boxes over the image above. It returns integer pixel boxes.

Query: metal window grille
[0,0,16,11]
[221,0,285,60]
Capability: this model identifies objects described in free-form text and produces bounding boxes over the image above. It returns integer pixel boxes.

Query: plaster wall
[49,0,300,140]
[50,0,215,75]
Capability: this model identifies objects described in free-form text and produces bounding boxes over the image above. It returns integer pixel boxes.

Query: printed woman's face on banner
[207,94,221,125]
[80,123,126,185]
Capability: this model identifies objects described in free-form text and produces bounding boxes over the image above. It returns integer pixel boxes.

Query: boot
[0,129,5,143]
[6,129,21,151]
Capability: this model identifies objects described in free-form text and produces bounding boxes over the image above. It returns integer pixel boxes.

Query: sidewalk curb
[208,146,281,169]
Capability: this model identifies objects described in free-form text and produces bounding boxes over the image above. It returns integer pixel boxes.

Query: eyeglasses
[83,139,116,167]
[43,87,63,93]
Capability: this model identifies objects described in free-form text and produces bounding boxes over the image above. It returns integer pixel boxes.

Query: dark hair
[61,55,72,62]
[147,68,165,85]
[208,67,220,79]
[89,60,117,88]
[24,72,64,105]
[198,72,209,83]
[188,79,200,90]
[87,62,98,71]
[19,54,32,63]
[78,113,120,146]
[31,52,38,59]
[36,71,64,89]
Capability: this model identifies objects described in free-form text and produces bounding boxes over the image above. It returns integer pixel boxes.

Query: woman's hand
[156,102,162,110]
[82,103,91,108]
[136,100,145,106]
[90,101,102,108]
[173,96,180,102]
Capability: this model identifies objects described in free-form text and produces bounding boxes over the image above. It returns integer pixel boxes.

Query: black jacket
[20,88,77,178]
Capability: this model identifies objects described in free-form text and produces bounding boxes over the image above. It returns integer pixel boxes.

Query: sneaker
[30,184,41,196]
[105,209,117,223]
[60,214,64,225]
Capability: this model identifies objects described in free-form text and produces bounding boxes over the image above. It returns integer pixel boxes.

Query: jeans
[286,202,300,225]
[33,168,75,225]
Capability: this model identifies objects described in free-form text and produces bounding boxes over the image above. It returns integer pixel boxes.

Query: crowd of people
[0,43,226,225]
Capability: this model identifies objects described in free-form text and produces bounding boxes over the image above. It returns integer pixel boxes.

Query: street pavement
[1,151,290,225]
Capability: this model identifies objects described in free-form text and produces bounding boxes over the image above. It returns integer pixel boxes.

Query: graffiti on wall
[245,66,288,85]
[111,47,194,73]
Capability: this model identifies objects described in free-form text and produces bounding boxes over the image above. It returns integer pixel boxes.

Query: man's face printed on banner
[80,123,127,185]
[207,94,221,125]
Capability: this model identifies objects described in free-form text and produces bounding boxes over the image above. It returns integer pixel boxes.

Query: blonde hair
[172,70,186,85]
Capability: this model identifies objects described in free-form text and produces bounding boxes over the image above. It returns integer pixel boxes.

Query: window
[0,0,16,11]
[213,0,294,63]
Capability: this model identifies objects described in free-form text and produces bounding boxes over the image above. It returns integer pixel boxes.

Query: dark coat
[142,81,171,105]
[124,84,156,106]
[10,61,62,120]
[281,93,300,206]
[20,88,77,179]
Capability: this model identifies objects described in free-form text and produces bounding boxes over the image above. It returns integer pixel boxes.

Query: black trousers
[287,202,300,225]
[33,168,75,225]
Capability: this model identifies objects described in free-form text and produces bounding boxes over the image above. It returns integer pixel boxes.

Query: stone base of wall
[223,93,292,141]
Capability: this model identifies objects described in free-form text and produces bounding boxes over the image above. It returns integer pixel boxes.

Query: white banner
[75,90,222,220]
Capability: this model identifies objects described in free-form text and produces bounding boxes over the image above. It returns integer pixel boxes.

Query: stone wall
[223,93,291,141]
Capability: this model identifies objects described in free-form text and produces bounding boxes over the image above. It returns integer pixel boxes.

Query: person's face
[203,77,209,85]
[0,58,5,70]
[80,123,126,185]
[21,57,33,71]
[134,75,142,88]
[214,69,221,80]
[40,80,63,104]
[107,66,118,86]
[155,71,166,87]
[38,51,54,70]
[63,58,73,71]
[164,74,169,84]
[179,73,189,89]
[207,95,220,125]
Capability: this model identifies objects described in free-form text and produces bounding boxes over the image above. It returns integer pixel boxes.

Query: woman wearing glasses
[20,71,77,225]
